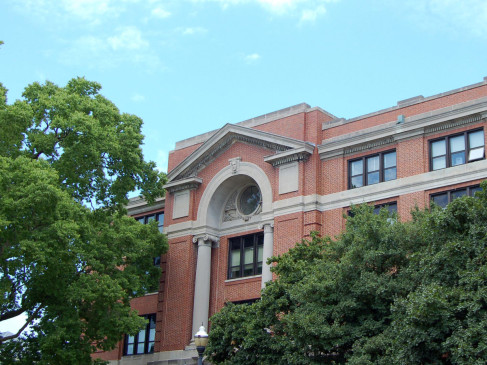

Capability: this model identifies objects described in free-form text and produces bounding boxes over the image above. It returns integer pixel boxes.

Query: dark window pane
[432,193,448,208]
[243,264,254,276]
[351,160,363,176]
[257,262,263,275]
[384,151,396,168]
[351,176,363,188]
[450,151,465,166]
[470,186,482,196]
[230,266,240,279]
[450,135,465,153]
[451,189,467,200]
[148,342,155,353]
[367,155,379,172]
[373,203,397,215]
[432,140,446,157]
[367,171,380,185]
[230,249,240,267]
[384,167,396,181]
[387,203,397,213]
[157,213,164,232]
[469,130,484,148]
[432,156,446,170]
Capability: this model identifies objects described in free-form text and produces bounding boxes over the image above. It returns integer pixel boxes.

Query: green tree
[0,78,167,364]
[207,183,487,364]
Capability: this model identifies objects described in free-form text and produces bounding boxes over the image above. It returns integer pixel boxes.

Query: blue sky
[1,0,487,176]
[0,0,486,333]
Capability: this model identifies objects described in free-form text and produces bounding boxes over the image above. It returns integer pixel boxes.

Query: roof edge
[323,76,487,129]
[174,103,312,150]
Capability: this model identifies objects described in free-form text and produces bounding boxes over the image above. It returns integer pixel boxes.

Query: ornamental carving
[179,134,291,179]
[223,185,262,222]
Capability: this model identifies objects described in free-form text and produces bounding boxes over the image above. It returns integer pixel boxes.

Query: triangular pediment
[166,124,314,185]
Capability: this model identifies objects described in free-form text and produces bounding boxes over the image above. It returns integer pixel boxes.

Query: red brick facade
[95,78,487,364]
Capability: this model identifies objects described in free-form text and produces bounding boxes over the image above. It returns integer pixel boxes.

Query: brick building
[95,77,487,364]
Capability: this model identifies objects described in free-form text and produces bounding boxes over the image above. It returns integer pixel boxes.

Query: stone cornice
[263,143,315,167]
[164,177,202,194]
[164,160,487,240]
[126,196,165,216]
[167,123,312,182]
[318,96,487,160]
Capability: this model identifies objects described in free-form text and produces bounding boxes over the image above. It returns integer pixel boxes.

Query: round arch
[195,162,273,230]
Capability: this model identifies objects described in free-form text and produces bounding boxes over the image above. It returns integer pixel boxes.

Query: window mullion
[379,153,383,183]
[362,157,367,186]
[253,235,258,275]
[144,319,149,354]
[240,238,244,278]
[446,136,451,168]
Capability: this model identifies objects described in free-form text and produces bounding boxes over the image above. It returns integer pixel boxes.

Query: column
[261,223,274,288]
[191,234,216,339]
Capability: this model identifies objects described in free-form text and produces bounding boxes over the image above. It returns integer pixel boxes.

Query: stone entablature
[318,97,487,160]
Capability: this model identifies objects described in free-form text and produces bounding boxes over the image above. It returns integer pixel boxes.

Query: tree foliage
[0,78,167,364]
[207,183,487,364]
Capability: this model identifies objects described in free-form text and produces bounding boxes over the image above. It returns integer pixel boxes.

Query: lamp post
[194,325,209,365]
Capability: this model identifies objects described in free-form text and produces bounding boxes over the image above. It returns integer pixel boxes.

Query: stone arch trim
[195,162,273,228]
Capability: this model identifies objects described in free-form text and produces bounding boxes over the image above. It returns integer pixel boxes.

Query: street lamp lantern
[195,324,208,365]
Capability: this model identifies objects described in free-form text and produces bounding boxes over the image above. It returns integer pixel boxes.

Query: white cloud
[402,0,487,38]
[58,29,161,71]
[151,6,171,18]
[131,93,145,102]
[107,26,149,51]
[10,0,142,25]
[189,0,338,17]
[244,53,261,63]
[61,0,113,20]
[180,27,208,35]
[300,4,326,23]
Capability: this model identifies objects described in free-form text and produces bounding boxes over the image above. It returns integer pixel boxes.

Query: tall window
[228,233,264,279]
[124,314,156,356]
[430,129,484,171]
[135,212,164,266]
[431,185,481,208]
[349,150,396,189]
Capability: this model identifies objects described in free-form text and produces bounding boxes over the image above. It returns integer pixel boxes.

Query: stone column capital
[258,222,274,231]
[192,233,219,245]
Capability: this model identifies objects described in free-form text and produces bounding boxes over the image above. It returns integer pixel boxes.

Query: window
[228,233,264,279]
[124,314,156,356]
[373,202,397,215]
[431,185,482,208]
[135,212,164,266]
[229,298,260,306]
[136,212,164,233]
[348,150,396,189]
[348,202,397,217]
[430,129,484,171]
